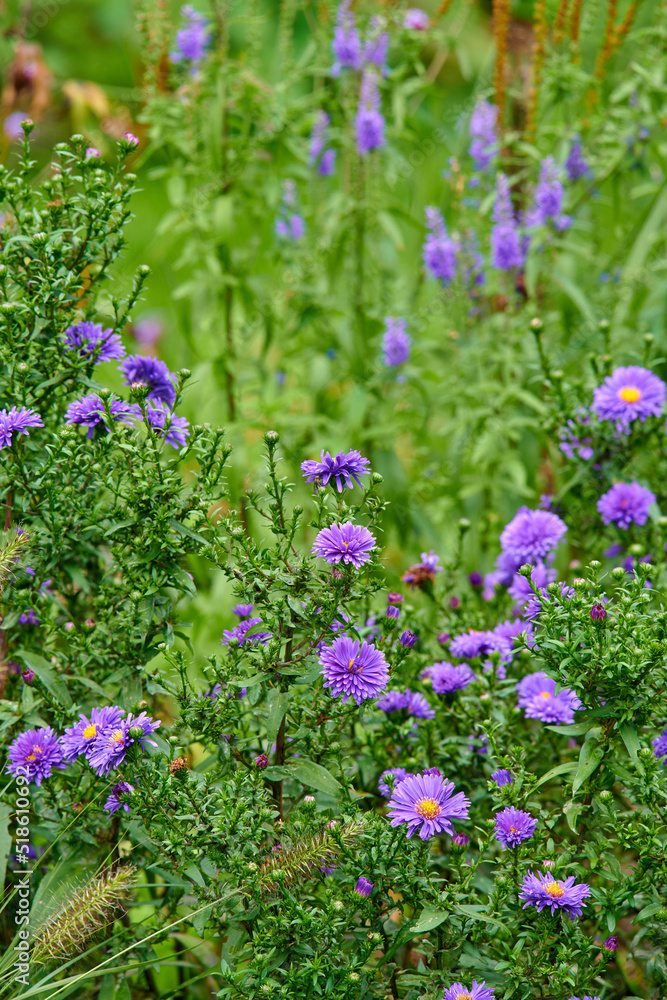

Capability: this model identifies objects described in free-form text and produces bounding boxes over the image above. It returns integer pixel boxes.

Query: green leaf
[572,739,605,794]
[634,900,663,923]
[454,905,507,930]
[265,690,288,745]
[183,864,206,888]
[290,761,341,796]
[544,722,595,736]
[411,906,448,933]
[532,761,578,790]
[14,649,72,708]
[619,721,641,762]
[97,975,116,1000]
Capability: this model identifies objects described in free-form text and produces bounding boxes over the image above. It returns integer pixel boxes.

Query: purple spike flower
[387,771,470,840]
[61,706,126,762]
[517,672,582,724]
[62,321,125,363]
[597,481,655,529]
[430,662,475,694]
[495,806,537,848]
[312,522,376,568]
[0,407,43,449]
[491,768,513,786]
[309,111,330,164]
[423,207,459,284]
[171,5,210,63]
[443,980,495,1000]
[383,317,410,366]
[356,70,385,154]
[565,140,588,180]
[526,156,569,229]
[592,366,665,431]
[104,781,134,815]
[491,174,525,270]
[65,395,137,438]
[301,449,370,491]
[378,767,409,796]
[6,727,67,785]
[319,636,389,704]
[119,355,177,408]
[318,149,336,175]
[331,0,362,75]
[363,21,389,74]
[469,99,498,170]
[520,870,591,919]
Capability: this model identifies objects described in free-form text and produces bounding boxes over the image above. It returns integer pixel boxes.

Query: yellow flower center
[539,691,551,698]
[510,826,517,832]
[109,729,125,745]
[544,881,564,898]
[83,723,97,739]
[618,385,641,403]
[25,745,43,763]
[347,658,362,674]
[415,797,441,820]
[455,994,473,1000]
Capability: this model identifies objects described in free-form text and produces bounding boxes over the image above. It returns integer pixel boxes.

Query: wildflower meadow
[1,0,667,998]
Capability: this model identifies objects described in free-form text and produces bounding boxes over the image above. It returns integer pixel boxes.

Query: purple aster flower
[309,111,330,164]
[524,582,575,622]
[603,935,618,952]
[0,406,43,449]
[331,0,362,74]
[443,980,495,1000]
[85,147,101,158]
[400,630,417,647]
[301,449,370,492]
[491,619,534,659]
[65,395,137,438]
[143,404,190,449]
[377,689,434,719]
[318,149,336,175]
[383,317,410,366]
[520,870,591,919]
[491,174,525,271]
[423,206,459,284]
[376,689,409,713]
[526,156,567,228]
[597,481,655,529]
[378,767,409,796]
[430,662,475,694]
[254,753,268,768]
[469,99,498,170]
[508,562,557,603]
[119,355,177,408]
[62,321,125,364]
[388,592,403,604]
[21,669,35,683]
[170,5,210,63]
[320,636,389,704]
[420,550,443,572]
[18,608,40,625]
[386,605,400,620]
[491,768,513,786]
[233,603,255,618]
[354,875,374,897]
[312,522,375,568]
[565,140,589,180]
[61,706,125,762]
[131,317,163,350]
[500,506,567,566]
[495,806,537,848]
[87,712,161,775]
[388,771,470,840]
[122,132,139,147]
[104,781,134,815]
[449,630,496,659]
[221,617,271,646]
[404,7,430,29]
[593,366,666,431]
[517,672,582,724]
[356,70,385,154]
[6,727,67,786]
[652,727,667,761]
[3,111,26,141]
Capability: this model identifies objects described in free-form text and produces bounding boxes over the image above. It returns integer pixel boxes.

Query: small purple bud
[21,668,35,683]
[86,147,101,158]
[452,832,470,848]
[542,859,555,869]
[254,753,268,768]
[591,603,607,620]
[437,632,450,644]
[603,934,618,952]
[123,131,139,146]
[450,596,460,609]
[386,606,400,620]
[354,876,374,898]
[399,630,417,647]
[387,592,403,604]
[468,571,483,588]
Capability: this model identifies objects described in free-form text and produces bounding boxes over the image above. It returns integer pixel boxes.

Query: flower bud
[591,603,607,621]
[265,430,279,444]
[128,726,143,740]
[21,668,35,683]
[611,566,625,579]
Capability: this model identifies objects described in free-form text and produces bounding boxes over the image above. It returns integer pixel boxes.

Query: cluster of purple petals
[520,870,591,919]
[356,70,385,154]
[364,18,389,74]
[499,506,567,570]
[376,689,435,720]
[491,175,525,271]
[6,727,67,785]
[652,727,667,762]
[387,771,470,840]
[0,406,43,449]
[87,711,162,775]
[144,404,190,449]
[309,112,336,175]
[508,562,556,604]
[592,366,666,431]
[62,321,125,364]
[597,481,655,529]
[276,215,305,240]
[312,522,376,567]
[354,875,374,897]
[568,996,602,1000]
[423,206,459,284]
[559,410,595,461]
[104,781,134,815]
[469,99,498,170]
[430,661,475,694]
[491,768,513,786]
[525,156,571,230]
[402,549,444,586]
[61,706,125,762]
[65,395,136,438]
[331,0,362,74]
[320,636,389,704]
[517,671,582,724]
[383,317,410,366]
[494,806,537,848]
[221,617,271,646]
[378,767,409,796]
[120,355,177,408]
[523,581,575,622]
[301,449,371,491]
[443,981,495,1000]
[171,5,210,63]
[233,603,255,617]
[404,7,430,29]
[565,140,589,180]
